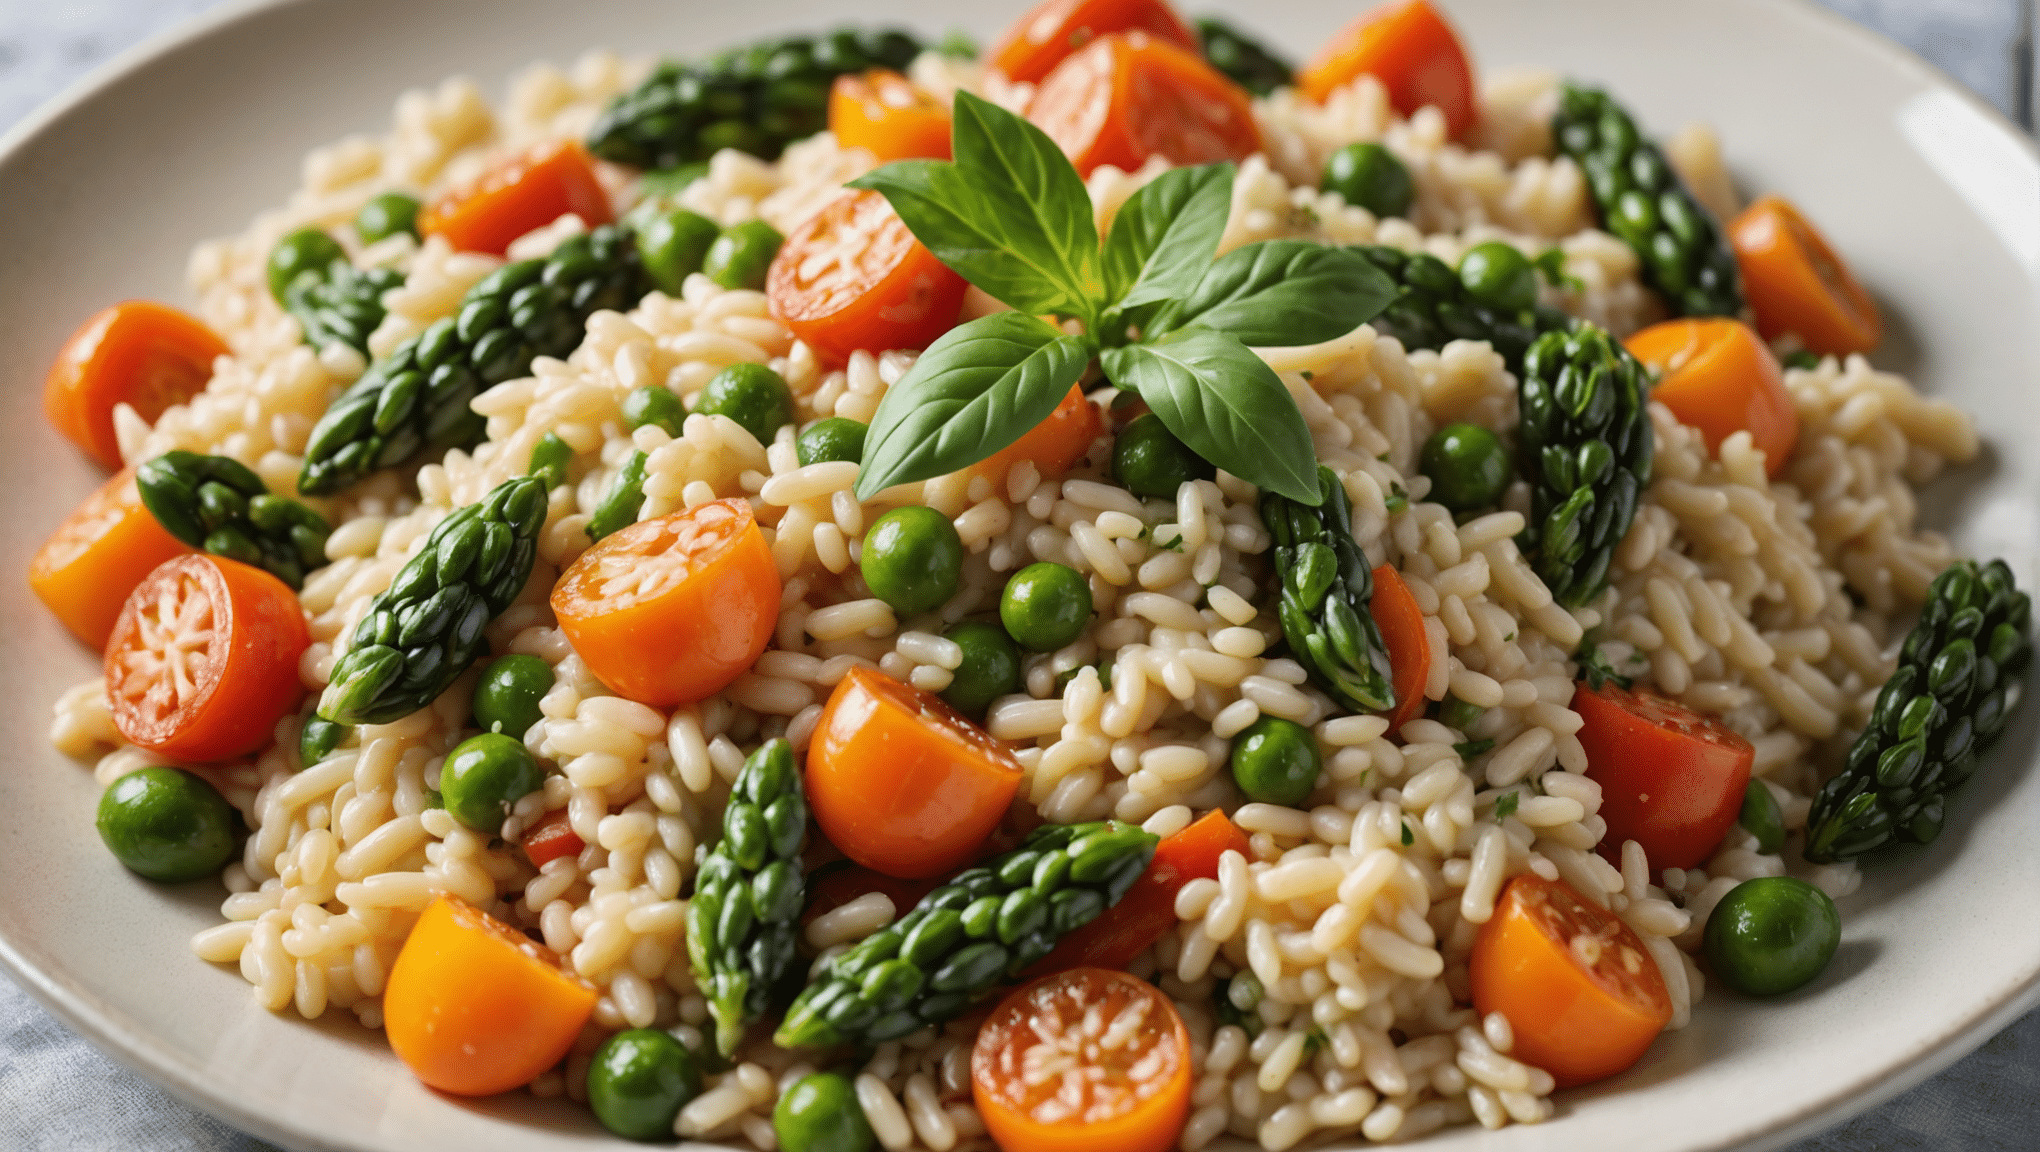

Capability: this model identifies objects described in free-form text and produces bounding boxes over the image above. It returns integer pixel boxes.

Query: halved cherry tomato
[1575,680,1754,871]
[971,385,1104,488]
[419,138,613,257]
[973,967,1192,1152]
[807,666,1023,879]
[1296,0,1478,139]
[1369,563,1431,735]
[766,189,967,365]
[1626,318,1797,479]
[46,301,227,469]
[1028,32,1262,178]
[1470,873,1671,1088]
[989,0,1200,85]
[1728,194,1882,356]
[384,895,598,1097]
[1030,808,1247,975]
[552,498,779,707]
[105,554,310,763]
[800,861,945,929]
[829,70,952,162]
[30,467,193,649]
[520,808,584,869]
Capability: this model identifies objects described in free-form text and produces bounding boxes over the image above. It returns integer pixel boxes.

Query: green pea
[622,385,688,437]
[774,1072,875,1152]
[942,621,1022,718]
[587,1028,703,1141]
[796,417,868,466]
[999,562,1093,652]
[267,228,344,302]
[637,208,722,296]
[1229,715,1321,806]
[1436,694,1485,733]
[439,733,545,833]
[1458,241,1539,313]
[96,767,237,883]
[695,362,794,446]
[354,192,421,245]
[704,219,784,290]
[1704,876,1840,996]
[473,654,553,739]
[1419,422,1512,513]
[860,506,963,616]
[1111,413,1214,499]
[1739,778,1786,855]
[637,161,711,203]
[1321,142,1415,220]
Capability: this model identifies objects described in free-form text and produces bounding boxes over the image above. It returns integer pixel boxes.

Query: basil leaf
[851,92,1104,325]
[1101,163,1234,310]
[856,313,1097,499]
[1101,329,1320,504]
[1155,240,1398,347]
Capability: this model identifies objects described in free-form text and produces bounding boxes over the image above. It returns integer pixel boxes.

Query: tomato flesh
[1029,808,1247,975]
[989,0,1200,85]
[46,301,227,470]
[1369,563,1431,735]
[1297,0,1478,139]
[1728,194,1882,356]
[1626,318,1797,479]
[32,467,193,649]
[767,190,967,365]
[829,70,952,162]
[420,139,612,257]
[521,808,585,869]
[1575,681,1754,871]
[972,385,1103,487]
[1027,32,1261,178]
[800,862,945,929]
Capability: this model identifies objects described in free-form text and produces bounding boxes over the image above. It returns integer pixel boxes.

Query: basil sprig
[850,92,1396,504]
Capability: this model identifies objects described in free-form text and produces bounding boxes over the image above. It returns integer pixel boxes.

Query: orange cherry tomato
[973,967,1192,1152]
[1030,808,1247,975]
[520,808,585,869]
[1728,194,1882,357]
[800,862,945,929]
[105,554,310,763]
[30,467,193,650]
[829,70,952,162]
[45,301,227,470]
[1369,563,1431,736]
[1296,0,1478,139]
[989,0,1200,85]
[971,385,1104,488]
[767,189,968,365]
[1575,681,1754,871]
[384,895,598,1097]
[807,666,1023,879]
[1028,32,1262,178]
[552,499,779,707]
[1626,318,1797,479]
[419,138,613,257]
[1470,873,1672,1088]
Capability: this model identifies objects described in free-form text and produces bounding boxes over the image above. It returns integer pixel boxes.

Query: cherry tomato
[1575,681,1755,871]
[829,70,952,162]
[799,862,944,929]
[1728,194,1882,357]
[1029,808,1248,975]
[1626,318,1798,479]
[766,190,967,365]
[45,301,227,470]
[1297,0,1478,139]
[989,0,1200,85]
[971,385,1103,488]
[520,808,585,869]
[105,554,310,763]
[1369,563,1431,735]
[30,467,193,649]
[1028,32,1261,178]
[419,138,613,257]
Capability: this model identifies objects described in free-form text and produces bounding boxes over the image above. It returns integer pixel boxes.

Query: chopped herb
[1494,790,1520,820]
[1453,739,1496,759]
[1531,247,1584,292]
[1400,821,1414,846]
[1577,627,1634,690]
[1384,481,1409,514]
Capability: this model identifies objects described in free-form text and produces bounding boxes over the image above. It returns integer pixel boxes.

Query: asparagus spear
[135,451,331,590]
[267,228,403,357]
[317,476,547,725]
[774,821,1157,1049]
[1355,244,1574,369]
[1195,17,1294,97]
[687,739,808,1055]
[1804,559,2031,862]
[1261,465,1396,715]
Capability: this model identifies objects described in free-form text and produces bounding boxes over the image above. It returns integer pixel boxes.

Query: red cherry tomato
[766,190,967,365]
[1027,32,1261,178]
[520,808,584,869]
[1369,564,1432,735]
[1575,681,1755,870]
[419,139,612,257]
[1297,0,1478,139]
[989,0,1200,85]
[1028,808,1248,975]
[45,301,227,470]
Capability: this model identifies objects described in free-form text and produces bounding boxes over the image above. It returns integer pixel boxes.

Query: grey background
[0,1,2032,1150]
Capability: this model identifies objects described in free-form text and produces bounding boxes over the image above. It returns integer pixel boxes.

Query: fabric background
[0,1,2031,1149]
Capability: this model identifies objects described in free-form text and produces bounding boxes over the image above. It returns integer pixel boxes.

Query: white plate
[2,1,2036,1150]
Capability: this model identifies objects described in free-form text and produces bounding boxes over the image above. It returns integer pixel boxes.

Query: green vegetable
[1738,778,1785,855]
[1457,241,1539,313]
[796,417,868,466]
[774,820,1158,1048]
[438,733,544,833]
[1553,83,1742,318]
[96,767,237,883]
[695,362,794,446]
[1703,876,1840,996]
[1418,423,1512,513]
[587,1028,703,1141]
[1436,694,1485,733]
[1261,465,1395,713]
[267,228,345,301]
[1493,790,1520,820]
[1355,244,1572,370]
[860,507,964,616]
[1321,142,1414,219]
[1515,324,1654,607]
[473,653,553,738]
[284,255,404,358]
[1804,559,2031,861]
[298,224,647,496]
[529,432,574,489]
[1195,16,1294,97]
[1781,350,1822,372]
[586,28,924,169]
[1212,972,1265,1037]
[637,162,711,202]
[622,385,688,437]
[317,477,547,725]
[587,451,651,542]
[638,208,722,295]
[936,30,979,60]
[703,220,784,291]
[299,716,347,768]
[1230,715,1322,806]
[1000,562,1093,652]
[941,621,1022,718]
[136,451,332,589]
[354,193,421,244]
[1100,164,1233,313]
[774,1073,875,1152]
[688,739,808,1055]
[1112,411,1215,498]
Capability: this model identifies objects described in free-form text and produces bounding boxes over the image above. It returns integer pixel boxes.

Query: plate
[1,1,2036,1150]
